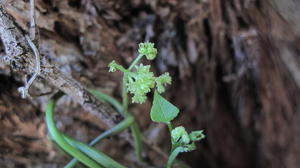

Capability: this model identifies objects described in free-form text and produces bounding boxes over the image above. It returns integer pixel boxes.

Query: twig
[0,4,125,143]
[29,0,37,41]
[18,35,40,98]
[18,0,40,98]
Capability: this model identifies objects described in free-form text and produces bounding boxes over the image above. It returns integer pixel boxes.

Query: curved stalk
[46,93,102,168]
[65,116,134,168]
[167,122,175,151]
[128,54,143,70]
[89,89,124,115]
[64,135,126,168]
[166,147,184,168]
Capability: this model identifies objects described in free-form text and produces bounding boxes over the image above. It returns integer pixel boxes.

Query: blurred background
[0,0,300,168]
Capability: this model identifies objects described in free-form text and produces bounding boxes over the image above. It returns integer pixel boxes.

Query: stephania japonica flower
[108,42,172,104]
[138,42,157,60]
[155,72,172,93]
[126,64,155,103]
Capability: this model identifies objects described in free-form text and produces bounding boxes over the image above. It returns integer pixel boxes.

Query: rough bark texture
[0,0,299,168]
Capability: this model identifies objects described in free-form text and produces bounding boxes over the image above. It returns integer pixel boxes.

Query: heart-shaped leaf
[150,91,179,123]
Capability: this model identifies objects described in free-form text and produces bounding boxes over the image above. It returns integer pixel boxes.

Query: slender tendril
[47,91,131,168]
[90,89,124,116]
[46,92,102,168]
[65,116,134,168]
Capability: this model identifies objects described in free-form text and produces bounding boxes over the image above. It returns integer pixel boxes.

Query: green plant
[151,91,205,168]
[109,42,205,167]
[45,42,205,168]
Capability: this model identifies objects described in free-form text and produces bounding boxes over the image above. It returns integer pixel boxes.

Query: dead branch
[0,3,129,152]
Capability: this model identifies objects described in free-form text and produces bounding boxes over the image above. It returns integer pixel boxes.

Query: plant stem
[167,122,173,133]
[166,147,183,168]
[90,116,134,146]
[167,122,175,151]
[131,122,143,161]
[46,93,102,168]
[89,89,124,116]
[122,72,143,161]
[64,135,127,168]
[65,116,134,168]
[122,73,129,116]
[128,54,143,70]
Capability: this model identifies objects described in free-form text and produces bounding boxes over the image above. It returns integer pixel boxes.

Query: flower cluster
[127,64,155,103]
[171,126,190,144]
[155,72,172,93]
[108,61,172,104]
[126,64,171,103]
[138,42,157,60]
[171,126,205,152]
[108,42,172,104]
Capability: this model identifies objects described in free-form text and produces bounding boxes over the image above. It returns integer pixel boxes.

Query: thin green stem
[122,74,129,116]
[113,63,128,73]
[89,89,124,116]
[90,116,134,146]
[128,54,143,70]
[64,135,126,168]
[46,93,101,168]
[131,122,143,161]
[166,147,183,168]
[167,122,173,133]
[122,72,143,161]
[167,122,175,152]
[65,116,134,168]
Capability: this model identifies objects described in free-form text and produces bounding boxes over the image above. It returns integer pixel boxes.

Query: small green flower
[189,130,205,142]
[109,43,171,104]
[108,60,118,72]
[132,93,147,104]
[108,60,126,72]
[155,72,172,93]
[171,126,190,145]
[126,64,156,104]
[138,42,157,60]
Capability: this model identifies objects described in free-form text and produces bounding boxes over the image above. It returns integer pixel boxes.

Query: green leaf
[150,91,180,123]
